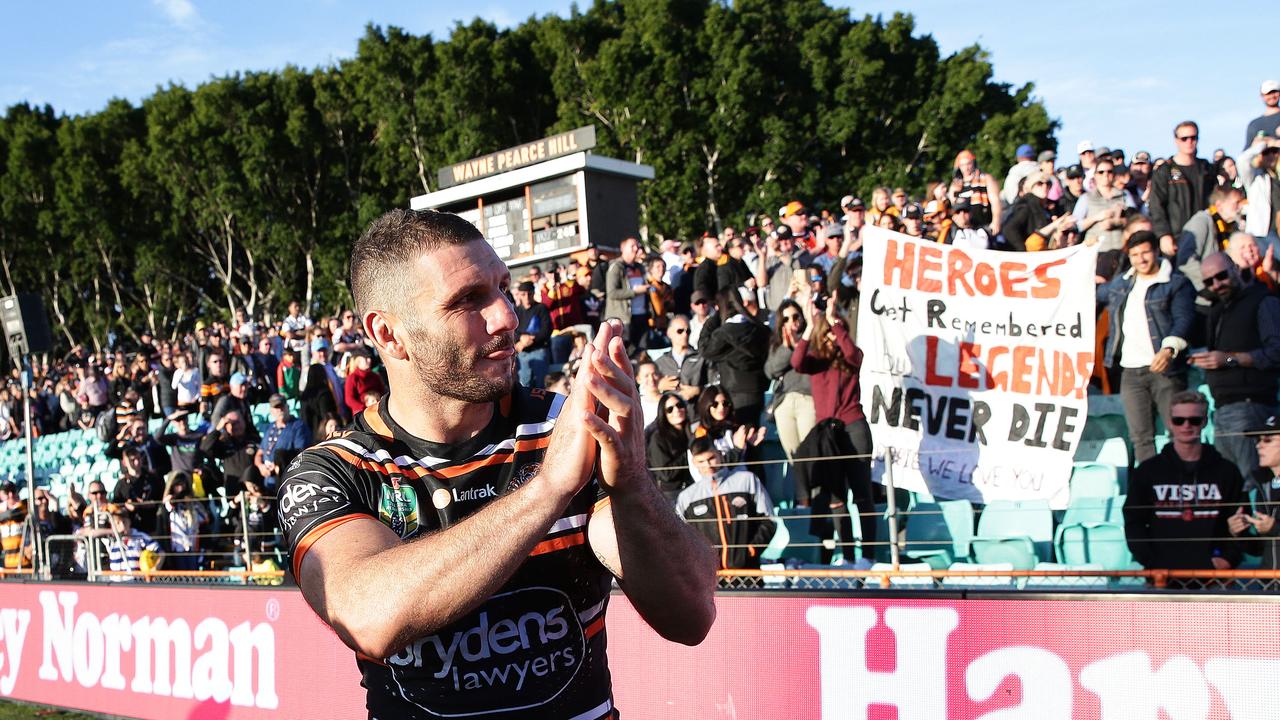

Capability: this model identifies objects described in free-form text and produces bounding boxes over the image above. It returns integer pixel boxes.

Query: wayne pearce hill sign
[437,126,597,189]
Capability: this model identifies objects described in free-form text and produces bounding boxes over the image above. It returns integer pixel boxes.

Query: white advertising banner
[856,226,1097,507]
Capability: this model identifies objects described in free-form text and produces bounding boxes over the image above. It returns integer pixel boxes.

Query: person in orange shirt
[0,482,31,570]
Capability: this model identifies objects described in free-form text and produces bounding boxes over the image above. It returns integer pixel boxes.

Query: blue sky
[1,1,1276,165]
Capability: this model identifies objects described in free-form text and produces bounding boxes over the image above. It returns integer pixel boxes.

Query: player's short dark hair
[350,209,483,315]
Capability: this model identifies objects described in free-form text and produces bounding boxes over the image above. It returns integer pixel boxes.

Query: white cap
[1076,140,1095,154]
[1262,80,1280,95]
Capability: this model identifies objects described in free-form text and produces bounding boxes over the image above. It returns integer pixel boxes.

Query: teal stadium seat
[1054,496,1135,570]
[1070,462,1121,499]
[903,500,975,569]
[970,500,1054,570]
[1055,523,1132,569]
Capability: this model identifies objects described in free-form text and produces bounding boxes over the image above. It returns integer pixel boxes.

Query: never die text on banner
[856,225,1097,506]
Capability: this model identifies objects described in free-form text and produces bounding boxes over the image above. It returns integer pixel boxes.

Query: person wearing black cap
[756,224,810,313]
[901,203,925,238]
[938,199,990,250]
[513,280,552,389]
[1055,162,1083,210]
[1231,415,1280,568]
[256,393,312,490]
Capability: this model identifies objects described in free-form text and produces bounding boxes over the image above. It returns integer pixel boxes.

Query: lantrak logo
[387,586,585,716]
[452,484,497,503]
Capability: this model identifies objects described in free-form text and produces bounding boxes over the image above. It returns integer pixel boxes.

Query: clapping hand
[579,320,649,496]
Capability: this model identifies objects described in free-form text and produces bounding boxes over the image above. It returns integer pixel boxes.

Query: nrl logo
[380,485,421,537]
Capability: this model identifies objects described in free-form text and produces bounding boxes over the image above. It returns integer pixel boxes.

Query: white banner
[856,226,1097,507]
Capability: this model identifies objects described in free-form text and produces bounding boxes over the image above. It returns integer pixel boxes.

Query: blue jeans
[550,334,574,367]
[517,348,549,389]
[1214,400,1277,480]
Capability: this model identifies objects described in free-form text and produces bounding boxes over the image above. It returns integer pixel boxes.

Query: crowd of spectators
[2,81,1280,580]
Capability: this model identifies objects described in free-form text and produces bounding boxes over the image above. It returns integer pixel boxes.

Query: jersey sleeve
[277,444,376,577]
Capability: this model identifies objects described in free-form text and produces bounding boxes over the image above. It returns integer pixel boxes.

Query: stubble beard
[408,322,516,403]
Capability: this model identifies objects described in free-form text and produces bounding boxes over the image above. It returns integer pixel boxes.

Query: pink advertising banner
[1,584,1277,719]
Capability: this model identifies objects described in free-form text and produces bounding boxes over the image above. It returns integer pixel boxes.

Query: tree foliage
[0,1,1056,351]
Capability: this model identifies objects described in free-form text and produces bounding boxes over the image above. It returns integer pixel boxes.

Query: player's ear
[366,311,408,362]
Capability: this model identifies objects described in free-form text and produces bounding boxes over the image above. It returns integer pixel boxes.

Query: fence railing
[717,567,1280,592]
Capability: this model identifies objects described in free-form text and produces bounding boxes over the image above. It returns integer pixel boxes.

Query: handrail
[717,567,1280,589]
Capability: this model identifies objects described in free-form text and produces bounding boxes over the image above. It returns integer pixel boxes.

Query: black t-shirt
[278,387,617,720]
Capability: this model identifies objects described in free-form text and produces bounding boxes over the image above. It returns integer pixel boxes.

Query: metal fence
[3,491,289,585]
[716,568,1280,592]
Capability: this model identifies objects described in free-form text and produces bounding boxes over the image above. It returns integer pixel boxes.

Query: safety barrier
[716,567,1280,592]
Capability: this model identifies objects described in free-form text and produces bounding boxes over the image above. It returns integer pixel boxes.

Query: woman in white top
[171,352,202,413]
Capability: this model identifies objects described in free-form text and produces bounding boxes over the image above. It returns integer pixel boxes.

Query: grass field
[0,700,102,719]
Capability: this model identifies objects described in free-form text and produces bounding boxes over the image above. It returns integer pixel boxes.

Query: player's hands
[536,344,599,501]
[580,319,648,497]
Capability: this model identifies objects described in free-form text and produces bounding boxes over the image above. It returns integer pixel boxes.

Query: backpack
[95,409,119,444]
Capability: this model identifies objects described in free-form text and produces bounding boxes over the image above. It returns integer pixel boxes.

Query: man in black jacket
[1151,120,1216,257]
[111,447,165,535]
[1189,252,1280,479]
[1124,390,1245,571]
[198,409,260,496]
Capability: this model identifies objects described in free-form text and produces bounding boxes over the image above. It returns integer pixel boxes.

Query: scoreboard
[411,126,653,270]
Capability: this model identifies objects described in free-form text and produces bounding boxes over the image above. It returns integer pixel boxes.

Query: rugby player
[279,209,718,719]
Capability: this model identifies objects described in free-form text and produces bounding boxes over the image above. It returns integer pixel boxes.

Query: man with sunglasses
[1075,157,1137,252]
[654,315,711,402]
[1124,390,1245,572]
[1151,121,1216,258]
[1190,252,1280,480]
[1096,231,1196,463]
